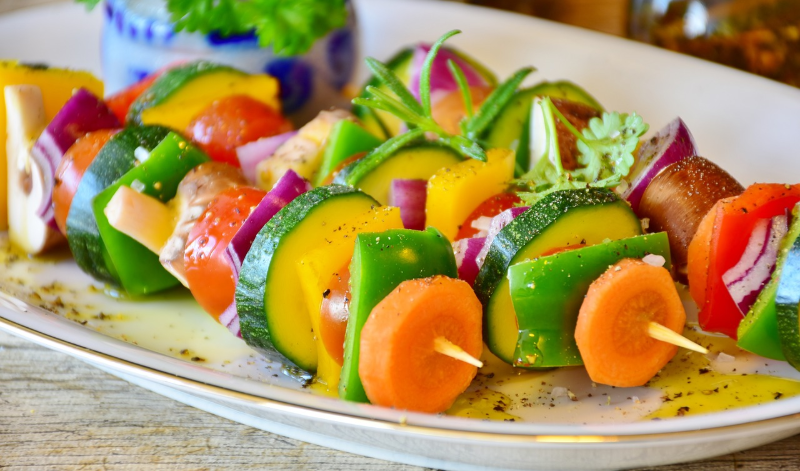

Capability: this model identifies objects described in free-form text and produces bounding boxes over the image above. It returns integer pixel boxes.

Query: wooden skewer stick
[434,336,484,368]
[648,322,709,354]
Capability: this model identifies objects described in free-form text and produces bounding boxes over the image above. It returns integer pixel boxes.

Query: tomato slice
[53,129,119,235]
[186,95,293,167]
[431,86,493,135]
[455,192,522,240]
[701,184,800,338]
[184,186,267,321]
[319,264,351,365]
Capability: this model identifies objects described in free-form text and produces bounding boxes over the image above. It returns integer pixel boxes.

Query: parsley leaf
[517,97,648,205]
[78,0,347,56]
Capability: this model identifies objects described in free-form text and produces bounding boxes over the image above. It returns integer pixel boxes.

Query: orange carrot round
[359,276,482,413]
[574,258,687,387]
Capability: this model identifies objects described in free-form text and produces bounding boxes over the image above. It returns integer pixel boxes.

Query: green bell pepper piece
[507,232,671,369]
[92,132,210,296]
[339,227,458,403]
[315,120,383,186]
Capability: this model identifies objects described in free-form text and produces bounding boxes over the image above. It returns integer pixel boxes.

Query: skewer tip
[434,336,483,368]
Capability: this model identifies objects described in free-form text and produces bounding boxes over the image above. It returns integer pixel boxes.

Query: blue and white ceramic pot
[101,0,358,121]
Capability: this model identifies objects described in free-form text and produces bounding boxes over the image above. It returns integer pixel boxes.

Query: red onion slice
[723,215,788,314]
[621,117,698,213]
[408,45,492,105]
[236,131,297,185]
[389,179,427,230]
[453,236,486,286]
[225,169,311,281]
[31,88,120,227]
[219,302,241,338]
[475,206,529,268]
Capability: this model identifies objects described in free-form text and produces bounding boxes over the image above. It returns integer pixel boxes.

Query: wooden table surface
[3,0,800,469]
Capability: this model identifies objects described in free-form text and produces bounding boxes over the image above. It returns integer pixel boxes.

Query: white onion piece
[723,215,788,314]
[389,179,427,230]
[622,117,698,213]
[453,236,486,286]
[236,131,297,185]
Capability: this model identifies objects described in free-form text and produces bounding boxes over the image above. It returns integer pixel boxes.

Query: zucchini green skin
[474,188,642,364]
[483,81,603,177]
[475,189,625,307]
[235,185,378,371]
[507,232,671,369]
[339,227,458,403]
[65,125,171,285]
[126,61,240,125]
[740,208,800,360]
[776,234,800,370]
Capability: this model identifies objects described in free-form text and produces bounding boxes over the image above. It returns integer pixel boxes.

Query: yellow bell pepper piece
[297,206,403,395]
[0,61,103,230]
[140,71,280,131]
[425,148,515,240]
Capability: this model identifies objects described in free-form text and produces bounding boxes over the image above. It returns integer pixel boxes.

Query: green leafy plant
[76,0,347,56]
[517,96,648,205]
[353,29,534,162]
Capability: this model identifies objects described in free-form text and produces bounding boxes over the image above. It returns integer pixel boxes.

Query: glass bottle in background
[629,0,800,86]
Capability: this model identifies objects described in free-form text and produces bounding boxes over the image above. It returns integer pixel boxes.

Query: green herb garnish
[353,29,534,163]
[517,96,648,205]
[76,0,347,56]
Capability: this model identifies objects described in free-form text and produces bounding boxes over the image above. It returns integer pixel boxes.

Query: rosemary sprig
[353,29,536,163]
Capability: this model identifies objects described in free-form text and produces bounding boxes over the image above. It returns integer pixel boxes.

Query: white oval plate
[2,1,800,470]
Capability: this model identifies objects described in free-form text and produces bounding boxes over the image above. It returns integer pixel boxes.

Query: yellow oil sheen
[140,71,280,131]
[0,61,103,230]
[266,194,377,372]
[426,148,515,240]
[489,205,642,363]
[647,328,800,419]
[297,206,403,394]
[357,147,462,205]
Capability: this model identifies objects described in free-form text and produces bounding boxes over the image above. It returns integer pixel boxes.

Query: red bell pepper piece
[700,184,800,338]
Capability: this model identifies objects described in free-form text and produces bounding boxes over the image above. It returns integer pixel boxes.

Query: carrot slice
[359,276,482,413]
[574,258,687,387]
[686,198,732,307]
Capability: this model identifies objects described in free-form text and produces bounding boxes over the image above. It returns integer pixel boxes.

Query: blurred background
[446,0,800,87]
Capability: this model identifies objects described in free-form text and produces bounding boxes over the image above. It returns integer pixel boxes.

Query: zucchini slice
[236,185,379,372]
[777,227,800,369]
[474,189,642,364]
[127,61,280,130]
[334,143,462,205]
